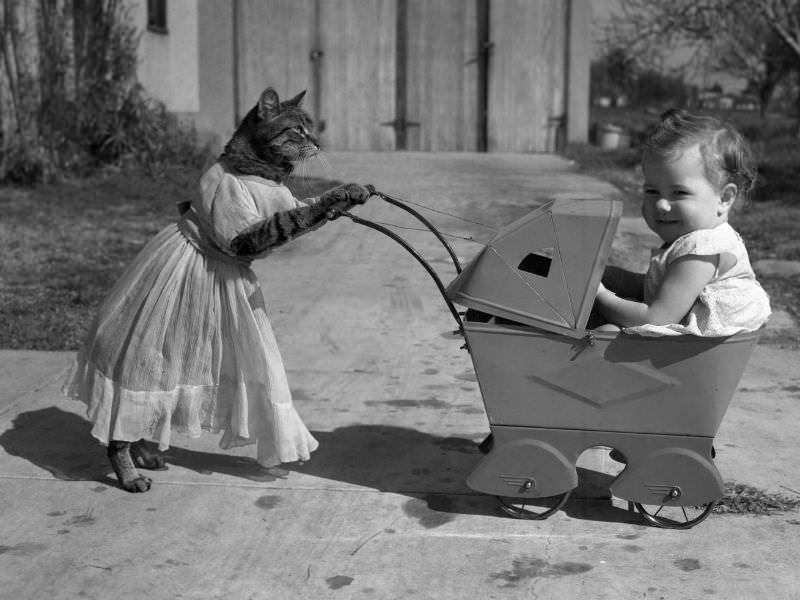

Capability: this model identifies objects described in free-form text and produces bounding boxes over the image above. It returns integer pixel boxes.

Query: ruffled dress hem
[62,361,319,468]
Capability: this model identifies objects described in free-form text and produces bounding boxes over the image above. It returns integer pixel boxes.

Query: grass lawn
[0,167,339,350]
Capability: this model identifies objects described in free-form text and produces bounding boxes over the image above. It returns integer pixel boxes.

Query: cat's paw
[321,183,373,206]
[346,183,374,205]
[124,475,153,493]
[108,441,153,493]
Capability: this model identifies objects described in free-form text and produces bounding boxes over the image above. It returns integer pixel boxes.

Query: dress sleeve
[194,164,304,251]
[666,228,738,277]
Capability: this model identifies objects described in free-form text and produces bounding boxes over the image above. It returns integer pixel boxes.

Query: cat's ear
[285,90,307,107]
[258,87,281,119]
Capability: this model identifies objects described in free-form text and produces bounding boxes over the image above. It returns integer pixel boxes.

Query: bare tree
[607,0,800,116]
[758,0,800,56]
[0,0,168,183]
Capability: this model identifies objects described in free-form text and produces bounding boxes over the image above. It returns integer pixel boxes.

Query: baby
[594,108,770,336]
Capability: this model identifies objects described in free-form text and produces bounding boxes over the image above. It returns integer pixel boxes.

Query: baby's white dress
[63,162,319,466]
[624,222,771,337]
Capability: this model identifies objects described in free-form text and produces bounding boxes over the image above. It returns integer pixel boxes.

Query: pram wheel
[497,491,572,520]
[634,500,716,529]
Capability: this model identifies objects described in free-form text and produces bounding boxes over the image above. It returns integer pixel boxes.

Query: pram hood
[447,197,622,338]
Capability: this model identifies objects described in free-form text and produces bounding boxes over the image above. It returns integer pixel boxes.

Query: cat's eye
[284,126,307,139]
[278,126,303,138]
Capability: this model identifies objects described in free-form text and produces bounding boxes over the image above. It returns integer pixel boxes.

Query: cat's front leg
[230,183,374,255]
[107,441,153,493]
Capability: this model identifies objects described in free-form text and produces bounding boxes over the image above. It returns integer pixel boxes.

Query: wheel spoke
[634,501,716,529]
[497,491,571,520]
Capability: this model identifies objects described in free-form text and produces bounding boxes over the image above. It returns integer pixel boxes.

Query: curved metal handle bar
[374,191,463,274]
[341,211,464,334]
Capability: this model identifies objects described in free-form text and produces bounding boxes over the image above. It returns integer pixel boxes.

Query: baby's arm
[595,255,717,328]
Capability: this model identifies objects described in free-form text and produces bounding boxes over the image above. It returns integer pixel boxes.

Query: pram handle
[371,191,463,274]
[336,210,464,335]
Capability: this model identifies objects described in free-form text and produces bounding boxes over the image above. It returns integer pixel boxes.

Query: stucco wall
[127,0,200,114]
[196,0,236,150]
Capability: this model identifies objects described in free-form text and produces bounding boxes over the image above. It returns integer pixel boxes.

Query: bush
[0,140,51,185]
[73,82,209,173]
[0,0,208,185]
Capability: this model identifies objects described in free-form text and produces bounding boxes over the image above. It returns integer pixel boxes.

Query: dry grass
[0,167,339,350]
[716,482,800,515]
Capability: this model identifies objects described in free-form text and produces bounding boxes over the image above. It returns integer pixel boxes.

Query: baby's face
[641,145,728,244]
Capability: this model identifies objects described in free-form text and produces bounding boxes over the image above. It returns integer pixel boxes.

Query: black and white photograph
[1,1,798,598]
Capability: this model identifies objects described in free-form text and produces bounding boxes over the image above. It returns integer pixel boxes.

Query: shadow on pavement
[292,425,641,525]
[0,407,266,486]
[0,407,108,481]
[1,410,643,524]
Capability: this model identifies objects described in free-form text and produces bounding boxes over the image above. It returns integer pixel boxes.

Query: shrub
[0,0,207,185]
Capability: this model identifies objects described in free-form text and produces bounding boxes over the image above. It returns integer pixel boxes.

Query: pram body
[446,197,758,527]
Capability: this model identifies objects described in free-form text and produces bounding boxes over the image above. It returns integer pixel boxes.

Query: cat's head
[221,87,319,181]
[246,87,319,163]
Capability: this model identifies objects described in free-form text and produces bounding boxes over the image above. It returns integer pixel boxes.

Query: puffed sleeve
[665,227,738,277]
[194,163,304,252]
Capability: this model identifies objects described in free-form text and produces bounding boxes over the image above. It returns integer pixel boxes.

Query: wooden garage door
[405,0,481,151]
[235,1,316,119]
[236,0,567,152]
[487,0,567,152]
[316,0,397,150]
[236,0,396,151]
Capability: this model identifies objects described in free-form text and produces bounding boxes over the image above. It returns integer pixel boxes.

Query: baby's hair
[643,108,757,201]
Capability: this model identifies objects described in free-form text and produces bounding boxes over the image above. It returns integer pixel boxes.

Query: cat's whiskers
[315,152,337,179]
[299,158,310,182]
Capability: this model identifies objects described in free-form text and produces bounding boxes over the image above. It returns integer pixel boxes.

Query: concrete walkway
[1,152,799,599]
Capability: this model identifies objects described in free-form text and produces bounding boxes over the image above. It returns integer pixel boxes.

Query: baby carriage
[342,194,758,529]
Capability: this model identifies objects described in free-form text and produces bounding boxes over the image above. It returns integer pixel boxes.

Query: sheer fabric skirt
[63,224,318,466]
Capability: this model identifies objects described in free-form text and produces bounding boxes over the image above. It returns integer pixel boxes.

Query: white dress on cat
[624,222,771,337]
[63,162,319,466]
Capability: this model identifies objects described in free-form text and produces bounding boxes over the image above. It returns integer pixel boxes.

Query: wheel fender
[610,447,724,505]
[466,437,577,498]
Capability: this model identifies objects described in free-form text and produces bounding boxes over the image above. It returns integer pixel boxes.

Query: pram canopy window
[518,251,553,277]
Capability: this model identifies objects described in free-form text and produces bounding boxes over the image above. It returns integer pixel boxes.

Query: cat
[106,87,373,492]
[228,88,373,254]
